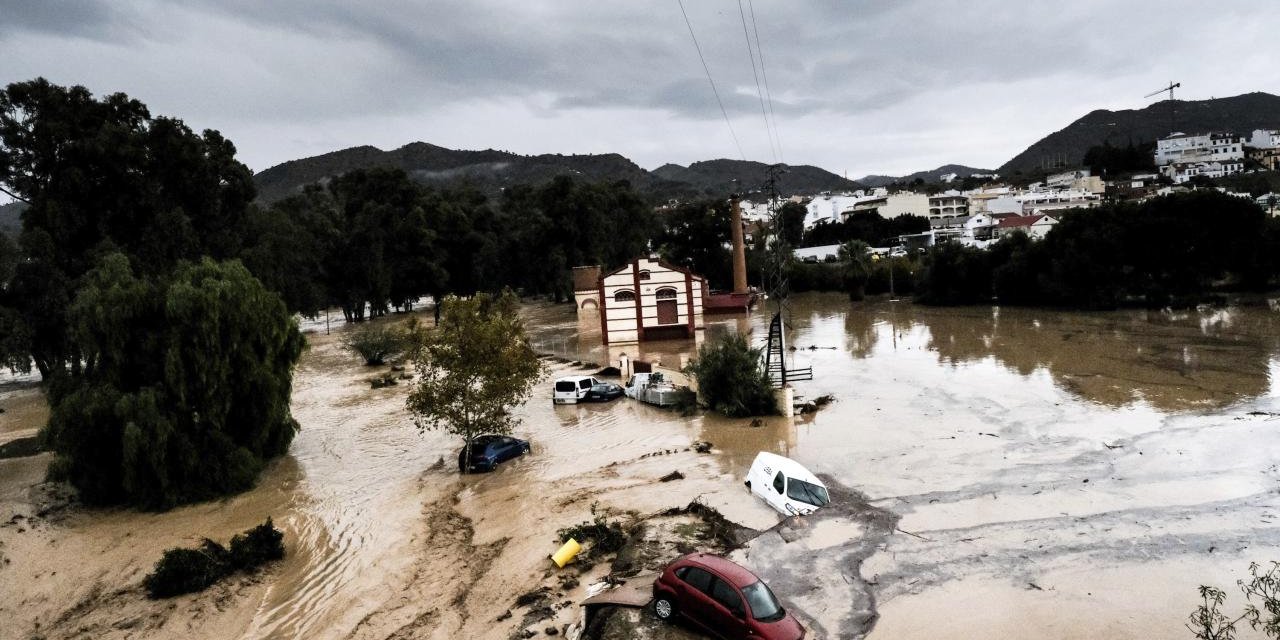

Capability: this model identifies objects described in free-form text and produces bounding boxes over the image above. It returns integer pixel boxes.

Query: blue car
[458,435,531,473]
[585,382,624,402]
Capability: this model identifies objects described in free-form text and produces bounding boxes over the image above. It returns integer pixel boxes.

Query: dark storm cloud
[0,0,140,40]
[0,1,1276,174]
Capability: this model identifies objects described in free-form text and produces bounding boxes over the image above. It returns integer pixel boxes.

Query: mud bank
[0,316,782,640]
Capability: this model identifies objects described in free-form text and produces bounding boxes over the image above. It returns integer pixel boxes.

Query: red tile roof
[996,214,1044,229]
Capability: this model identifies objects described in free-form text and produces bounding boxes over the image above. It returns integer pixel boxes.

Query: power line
[747,0,782,163]
[676,0,746,161]
[737,0,778,163]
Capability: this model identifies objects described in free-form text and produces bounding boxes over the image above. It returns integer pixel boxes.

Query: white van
[553,375,599,404]
[744,452,830,517]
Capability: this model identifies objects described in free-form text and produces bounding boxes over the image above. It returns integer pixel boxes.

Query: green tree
[0,78,256,380]
[838,240,873,300]
[915,242,994,306]
[685,332,778,418]
[406,291,541,472]
[238,193,336,317]
[657,199,734,290]
[40,254,303,509]
[341,320,415,366]
[777,201,807,248]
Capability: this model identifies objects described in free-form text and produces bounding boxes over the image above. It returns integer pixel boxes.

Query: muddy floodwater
[2,292,1279,639]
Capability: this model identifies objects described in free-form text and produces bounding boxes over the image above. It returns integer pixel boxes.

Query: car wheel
[653,596,676,621]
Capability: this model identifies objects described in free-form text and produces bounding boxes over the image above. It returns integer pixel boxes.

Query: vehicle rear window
[742,581,784,621]
[786,478,830,507]
[555,381,576,392]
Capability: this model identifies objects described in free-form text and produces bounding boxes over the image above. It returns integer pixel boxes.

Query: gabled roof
[996,214,1045,229]
[599,256,706,282]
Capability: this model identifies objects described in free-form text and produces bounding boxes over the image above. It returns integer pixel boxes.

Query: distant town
[727,127,1280,262]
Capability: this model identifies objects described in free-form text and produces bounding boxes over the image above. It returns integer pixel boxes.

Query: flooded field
[1,293,1278,639]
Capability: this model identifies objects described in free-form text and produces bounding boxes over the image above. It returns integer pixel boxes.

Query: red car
[652,553,806,640]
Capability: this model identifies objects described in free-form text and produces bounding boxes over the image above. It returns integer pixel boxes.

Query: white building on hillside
[844,192,930,219]
[1154,132,1245,184]
[1155,132,1245,165]
[1247,129,1280,150]
[928,190,969,228]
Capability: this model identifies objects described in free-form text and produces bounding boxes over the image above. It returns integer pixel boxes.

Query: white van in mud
[745,452,830,517]
[553,375,599,404]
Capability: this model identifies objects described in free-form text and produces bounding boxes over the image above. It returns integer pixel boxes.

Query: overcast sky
[2,1,1278,178]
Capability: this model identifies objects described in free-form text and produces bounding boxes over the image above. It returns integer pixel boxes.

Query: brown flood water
[1,293,1278,639]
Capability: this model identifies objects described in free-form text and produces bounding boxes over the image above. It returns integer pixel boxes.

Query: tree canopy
[406,291,541,469]
[0,78,256,378]
[41,255,303,509]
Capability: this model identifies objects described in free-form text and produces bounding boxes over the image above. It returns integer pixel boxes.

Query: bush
[686,332,778,418]
[143,518,285,599]
[341,321,414,366]
[228,517,286,571]
[144,539,232,599]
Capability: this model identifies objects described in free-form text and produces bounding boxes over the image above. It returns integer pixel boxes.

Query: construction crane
[1144,81,1182,137]
[1144,81,1181,101]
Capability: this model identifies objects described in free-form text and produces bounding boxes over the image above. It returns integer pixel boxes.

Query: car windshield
[554,381,576,392]
[786,478,830,507]
[742,581,784,621]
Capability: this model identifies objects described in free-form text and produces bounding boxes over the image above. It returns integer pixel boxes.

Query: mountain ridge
[999,91,1280,176]
[253,144,861,203]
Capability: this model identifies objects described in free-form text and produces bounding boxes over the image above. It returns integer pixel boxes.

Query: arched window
[638,269,651,280]
[655,287,678,300]
[614,290,636,302]
[580,298,598,310]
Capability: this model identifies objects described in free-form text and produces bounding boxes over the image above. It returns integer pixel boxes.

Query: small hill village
[719,127,1280,262]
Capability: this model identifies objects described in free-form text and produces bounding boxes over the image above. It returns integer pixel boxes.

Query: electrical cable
[675,0,746,161]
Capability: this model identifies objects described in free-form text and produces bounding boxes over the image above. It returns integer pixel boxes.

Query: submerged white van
[553,375,599,404]
[744,452,831,517]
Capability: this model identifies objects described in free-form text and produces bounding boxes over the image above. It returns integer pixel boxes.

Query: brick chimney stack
[730,196,748,294]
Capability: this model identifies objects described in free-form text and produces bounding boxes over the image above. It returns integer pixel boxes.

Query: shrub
[228,517,286,571]
[144,539,232,599]
[143,518,285,599]
[341,321,413,366]
[686,332,778,418]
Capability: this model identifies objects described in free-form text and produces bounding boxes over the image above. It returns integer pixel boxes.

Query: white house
[1155,132,1245,168]
[928,190,969,227]
[1161,160,1246,184]
[995,214,1059,239]
[580,256,706,345]
[1247,129,1280,150]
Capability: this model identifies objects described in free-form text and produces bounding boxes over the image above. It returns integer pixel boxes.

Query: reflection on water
[527,293,1280,412]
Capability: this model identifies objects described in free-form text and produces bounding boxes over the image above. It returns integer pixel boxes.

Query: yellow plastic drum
[551,538,581,568]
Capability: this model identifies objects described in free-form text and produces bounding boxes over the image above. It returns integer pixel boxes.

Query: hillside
[253,143,859,203]
[999,92,1280,176]
[857,164,995,188]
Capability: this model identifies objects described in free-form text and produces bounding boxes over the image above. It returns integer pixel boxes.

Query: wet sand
[2,295,1279,639]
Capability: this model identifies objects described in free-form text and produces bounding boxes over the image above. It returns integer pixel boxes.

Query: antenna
[1144,81,1181,135]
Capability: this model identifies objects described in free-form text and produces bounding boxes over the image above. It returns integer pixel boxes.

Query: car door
[706,576,751,638]
[577,378,593,399]
[673,566,719,634]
